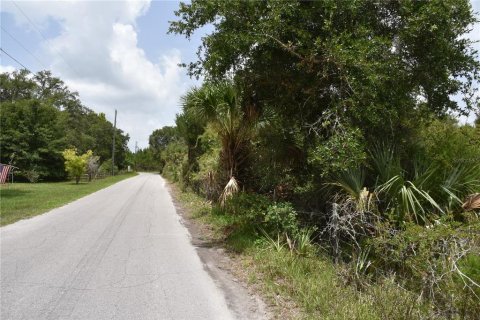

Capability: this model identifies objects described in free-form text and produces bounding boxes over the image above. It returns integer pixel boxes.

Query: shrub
[321,195,378,262]
[62,148,92,184]
[24,169,40,183]
[369,219,480,318]
[327,144,480,225]
[454,253,480,318]
[263,202,299,237]
[225,192,271,217]
[190,125,222,199]
[418,118,480,172]
[160,141,187,183]
[225,192,300,237]
[308,127,366,178]
[99,159,118,176]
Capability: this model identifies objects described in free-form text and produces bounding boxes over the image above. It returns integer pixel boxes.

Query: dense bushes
[98,159,119,176]
[155,97,480,317]
[319,131,480,316]
[160,140,188,184]
[154,0,480,317]
[225,193,300,238]
[369,221,480,318]
[418,119,480,172]
[155,96,480,317]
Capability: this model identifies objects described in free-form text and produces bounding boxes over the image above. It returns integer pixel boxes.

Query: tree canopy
[0,70,130,181]
[170,0,479,144]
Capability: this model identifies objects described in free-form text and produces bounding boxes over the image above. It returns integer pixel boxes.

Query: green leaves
[62,148,93,184]
[168,0,480,225]
[0,70,130,180]
[170,0,479,148]
[181,81,254,181]
[327,168,366,201]
[326,142,480,225]
[309,127,366,178]
[376,175,443,224]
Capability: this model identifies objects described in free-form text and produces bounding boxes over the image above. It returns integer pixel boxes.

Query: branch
[257,33,321,64]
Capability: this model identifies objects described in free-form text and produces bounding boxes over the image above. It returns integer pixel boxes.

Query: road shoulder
[168,183,271,320]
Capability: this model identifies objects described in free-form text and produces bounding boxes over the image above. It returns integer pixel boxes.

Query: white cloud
[0,65,16,73]
[2,0,188,149]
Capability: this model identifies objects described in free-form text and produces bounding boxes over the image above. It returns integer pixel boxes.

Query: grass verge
[171,185,433,319]
[0,172,137,226]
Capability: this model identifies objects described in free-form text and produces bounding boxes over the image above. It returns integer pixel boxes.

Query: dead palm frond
[219,176,239,207]
[462,193,480,211]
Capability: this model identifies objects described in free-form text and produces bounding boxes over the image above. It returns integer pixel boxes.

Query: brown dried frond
[462,193,480,211]
[219,176,239,207]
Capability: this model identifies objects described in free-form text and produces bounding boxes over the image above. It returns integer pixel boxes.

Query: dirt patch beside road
[168,184,271,320]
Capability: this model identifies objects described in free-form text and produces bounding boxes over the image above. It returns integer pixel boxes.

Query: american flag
[0,164,12,184]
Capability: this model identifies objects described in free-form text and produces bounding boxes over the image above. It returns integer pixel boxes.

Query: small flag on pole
[0,164,12,184]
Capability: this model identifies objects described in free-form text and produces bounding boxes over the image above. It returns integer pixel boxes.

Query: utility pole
[111,109,117,176]
[134,141,138,172]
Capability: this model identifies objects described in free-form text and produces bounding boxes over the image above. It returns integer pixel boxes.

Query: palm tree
[182,81,257,204]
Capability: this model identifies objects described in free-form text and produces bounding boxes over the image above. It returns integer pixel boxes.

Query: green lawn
[0,173,137,226]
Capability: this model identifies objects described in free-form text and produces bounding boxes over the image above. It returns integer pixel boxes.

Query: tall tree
[0,99,66,180]
[170,0,479,145]
[149,126,179,160]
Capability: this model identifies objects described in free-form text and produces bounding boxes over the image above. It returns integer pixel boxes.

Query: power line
[1,26,47,69]
[0,47,30,71]
[12,1,82,78]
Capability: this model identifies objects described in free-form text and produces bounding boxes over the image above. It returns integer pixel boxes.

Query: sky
[0,1,479,150]
[0,0,209,150]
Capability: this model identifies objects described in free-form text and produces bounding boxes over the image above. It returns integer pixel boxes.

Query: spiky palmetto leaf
[443,165,477,191]
[330,145,479,224]
[376,175,444,223]
[437,164,480,213]
[370,143,402,185]
[327,168,366,200]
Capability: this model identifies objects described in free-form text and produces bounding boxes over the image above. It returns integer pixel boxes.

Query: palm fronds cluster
[329,145,480,225]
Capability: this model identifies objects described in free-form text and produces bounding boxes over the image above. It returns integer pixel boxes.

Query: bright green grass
[0,172,137,226]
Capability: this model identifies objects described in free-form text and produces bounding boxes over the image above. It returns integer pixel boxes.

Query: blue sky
[1,0,479,150]
[1,0,209,149]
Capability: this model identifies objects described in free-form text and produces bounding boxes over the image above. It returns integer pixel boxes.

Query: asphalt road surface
[1,173,236,320]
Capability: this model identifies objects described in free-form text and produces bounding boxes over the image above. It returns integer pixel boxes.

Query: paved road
[1,173,235,320]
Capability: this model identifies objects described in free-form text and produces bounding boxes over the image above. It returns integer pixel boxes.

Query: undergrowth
[173,185,440,319]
